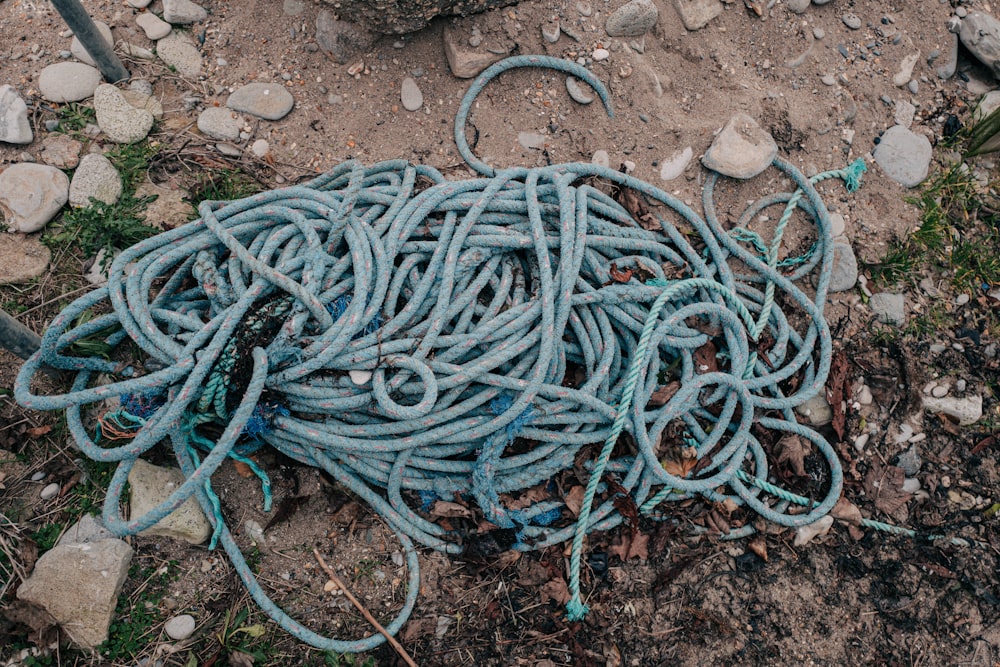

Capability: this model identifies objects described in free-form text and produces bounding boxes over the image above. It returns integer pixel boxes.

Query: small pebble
[40,483,60,500]
[565,76,594,104]
[400,76,423,111]
[591,149,610,168]
[956,378,967,392]
[468,27,483,48]
[592,48,610,61]
[931,384,949,398]
[842,13,862,30]
[853,433,870,452]
[813,27,825,40]
[43,119,59,131]
[542,21,560,44]
[955,293,970,306]
[821,74,836,86]
[251,139,270,157]
[164,614,196,641]
[577,1,593,16]
[350,370,373,385]
[391,551,404,567]
[31,471,46,482]
[907,79,919,94]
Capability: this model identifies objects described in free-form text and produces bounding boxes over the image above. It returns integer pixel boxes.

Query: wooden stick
[312,548,418,667]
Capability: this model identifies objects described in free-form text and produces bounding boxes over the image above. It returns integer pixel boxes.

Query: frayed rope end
[843,158,867,193]
[566,597,589,621]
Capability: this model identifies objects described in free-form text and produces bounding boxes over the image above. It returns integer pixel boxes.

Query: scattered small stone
[605,0,659,37]
[315,10,375,65]
[517,131,546,150]
[853,433,870,453]
[69,153,122,207]
[40,482,60,500]
[827,240,858,292]
[960,12,1000,78]
[130,79,154,97]
[894,446,922,476]
[673,0,724,31]
[907,79,919,94]
[659,146,693,181]
[870,292,905,326]
[565,76,594,104]
[931,384,949,398]
[0,233,52,285]
[162,0,207,24]
[894,99,916,129]
[349,370,372,385]
[43,119,59,131]
[592,48,610,61]
[955,292,970,306]
[70,21,113,68]
[37,62,102,102]
[197,106,244,141]
[468,27,483,48]
[893,52,920,87]
[215,142,242,156]
[128,0,152,7]
[0,163,69,233]
[956,378,967,392]
[94,84,154,144]
[227,83,295,120]
[577,1,593,17]
[16,538,132,648]
[873,125,932,188]
[894,423,914,444]
[591,149,610,168]
[0,85,32,144]
[164,614,196,641]
[541,21,560,44]
[821,74,836,86]
[921,394,982,425]
[443,26,505,78]
[787,0,810,14]
[795,394,833,426]
[828,213,846,238]
[841,13,862,30]
[128,459,212,543]
[857,385,873,405]
[136,12,172,40]
[813,27,825,40]
[400,76,423,111]
[31,471,46,482]
[936,33,959,80]
[251,139,270,158]
[120,42,157,60]
[702,113,777,179]
[156,32,203,78]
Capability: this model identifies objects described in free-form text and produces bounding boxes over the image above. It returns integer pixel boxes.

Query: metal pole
[49,0,129,83]
[0,310,41,361]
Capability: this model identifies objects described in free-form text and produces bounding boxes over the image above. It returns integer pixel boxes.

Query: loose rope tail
[16,56,907,649]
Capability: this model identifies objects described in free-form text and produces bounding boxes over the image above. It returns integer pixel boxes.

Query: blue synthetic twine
[17,55,867,649]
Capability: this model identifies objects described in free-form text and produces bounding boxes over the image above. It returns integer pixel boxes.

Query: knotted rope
[17,56,864,650]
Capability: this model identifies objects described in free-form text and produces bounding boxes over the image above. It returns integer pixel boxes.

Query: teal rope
[17,56,932,648]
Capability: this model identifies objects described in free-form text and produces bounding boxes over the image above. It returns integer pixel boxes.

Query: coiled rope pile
[17,56,865,650]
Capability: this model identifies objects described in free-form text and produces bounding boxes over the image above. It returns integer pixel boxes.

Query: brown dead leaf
[263,495,310,532]
[233,460,254,478]
[864,462,911,524]
[609,531,649,561]
[826,351,850,440]
[694,341,719,373]
[831,496,863,525]
[774,434,810,478]
[747,536,768,562]
[971,435,997,456]
[604,643,623,667]
[506,483,551,510]
[661,455,698,479]
[331,500,361,525]
[228,651,255,667]
[648,381,681,408]
[400,617,438,644]
[540,577,571,605]
[1,600,58,647]
[430,501,474,518]
[26,425,51,438]
[564,485,585,517]
[609,263,633,283]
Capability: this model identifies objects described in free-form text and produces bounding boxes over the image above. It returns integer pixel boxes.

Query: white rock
[894,423,914,444]
[659,146,693,181]
[922,394,982,425]
[136,12,172,41]
[901,478,922,494]
[37,62,102,103]
[197,107,244,142]
[592,48,610,61]
[164,614,196,640]
[251,139,270,157]
[156,32,203,78]
[70,21,113,68]
[673,0,723,31]
[0,85,33,144]
[128,0,153,7]
[591,149,610,168]
[40,482,60,500]
[828,213,846,238]
[0,163,70,233]
[702,113,777,179]
[794,393,833,426]
[853,433,870,452]
[857,385,873,405]
[94,84,154,144]
[227,83,295,120]
[349,369,372,385]
[873,125,932,188]
[400,76,423,111]
[565,77,594,105]
[162,0,207,24]
[931,384,949,398]
[69,153,123,207]
[605,0,659,37]
[128,459,212,544]
[794,515,834,546]
[892,52,920,87]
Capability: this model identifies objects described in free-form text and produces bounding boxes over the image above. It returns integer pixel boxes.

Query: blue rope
[17,55,875,649]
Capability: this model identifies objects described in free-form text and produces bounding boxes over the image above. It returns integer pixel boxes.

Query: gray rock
[316,10,375,64]
[120,42,157,60]
[0,85,32,144]
[936,32,959,80]
[870,292,905,326]
[251,139,270,157]
[128,459,212,544]
[164,614,196,640]
[827,240,858,292]
[841,13,862,30]
[162,0,207,24]
[873,125,932,188]
[134,180,192,230]
[442,25,505,78]
[57,515,114,547]
[197,106,244,141]
[215,142,242,156]
[659,146,693,181]
[156,32,203,78]
[566,76,594,104]
[70,21,113,67]
[17,539,133,648]
[0,163,69,233]
[541,21,560,44]
[974,90,1000,121]
[894,100,916,129]
[960,12,1000,78]
[673,0,723,31]
[318,0,518,35]
[591,149,610,168]
[787,0,810,14]
[922,394,982,425]
[606,0,658,37]
[518,131,546,150]
[40,482,60,500]
[130,79,154,97]
[37,62,102,103]
[69,153,123,207]
[828,212,846,238]
[121,89,164,119]
[401,76,423,111]
[136,12,172,40]
[94,84,155,144]
[812,0,834,4]
[128,0,153,6]
[283,0,307,15]
[0,233,51,285]
[795,393,833,426]
[701,113,777,179]
[227,83,294,120]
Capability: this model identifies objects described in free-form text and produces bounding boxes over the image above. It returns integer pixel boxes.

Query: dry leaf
[864,462,911,524]
[26,425,51,438]
[604,644,623,667]
[609,531,649,561]
[826,351,850,440]
[228,650,255,667]
[540,577,571,605]
[400,617,437,644]
[694,341,719,373]
[506,483,551,510]
[747,536,768,562]
[774,434,810,478]
[233,460,254,478]
[661,455,698,478]
[609,262,633,283]
[564,485,585,516]
[648,381,681,408]
[831,496,863,525]
[793,516,834,546]
[430,500,473,518]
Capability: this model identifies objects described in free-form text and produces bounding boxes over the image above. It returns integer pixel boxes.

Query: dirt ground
[1,0,999,665]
